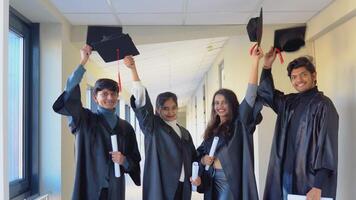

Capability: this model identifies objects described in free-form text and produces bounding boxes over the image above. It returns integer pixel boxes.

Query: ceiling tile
[112,0,184,13]
[64,14,118,25]
[49,0,111,13]
[118,13,184,25]
[10,0,59,23]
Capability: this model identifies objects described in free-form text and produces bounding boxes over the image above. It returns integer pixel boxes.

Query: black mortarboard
[274,26,306,52]
[246,8,263,46]
[86,26,139,63]
[86,26,122,49]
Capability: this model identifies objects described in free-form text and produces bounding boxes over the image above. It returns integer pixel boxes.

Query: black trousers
[174,182,184,200]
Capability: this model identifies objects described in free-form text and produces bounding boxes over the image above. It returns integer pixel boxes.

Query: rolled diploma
[192,162,199,191]
[205,136,219,171]
[111,135,121,177]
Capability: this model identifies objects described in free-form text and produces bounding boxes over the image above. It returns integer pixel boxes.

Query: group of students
[53,43,338,200]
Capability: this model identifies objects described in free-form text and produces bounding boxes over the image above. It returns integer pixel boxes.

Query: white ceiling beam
[71,25,246,45]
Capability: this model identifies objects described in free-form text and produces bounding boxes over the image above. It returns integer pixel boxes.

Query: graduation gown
[53,85,141,200]
[258,69,338,199]
[130,91,197,200]
[197,99,263,200]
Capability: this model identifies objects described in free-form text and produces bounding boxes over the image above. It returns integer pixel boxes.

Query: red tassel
[275,48,284,64]
[116,49,122,93]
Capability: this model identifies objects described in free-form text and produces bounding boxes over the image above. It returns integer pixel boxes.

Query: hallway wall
[313,15,356,199]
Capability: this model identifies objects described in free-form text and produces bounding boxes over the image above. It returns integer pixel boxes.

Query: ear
[312,72,317,84]
[93,93,99,104]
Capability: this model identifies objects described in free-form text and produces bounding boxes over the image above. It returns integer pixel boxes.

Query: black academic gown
[53,86,141,200]
[258,69,338,199]
[130,91,197,200]
[197,99,263,200]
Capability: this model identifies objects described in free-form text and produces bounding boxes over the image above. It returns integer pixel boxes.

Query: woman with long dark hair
[197,44,264,200]
[124,56,201,200]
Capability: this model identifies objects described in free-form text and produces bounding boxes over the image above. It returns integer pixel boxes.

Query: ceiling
[10,0,334,107]
[40,0,332,25]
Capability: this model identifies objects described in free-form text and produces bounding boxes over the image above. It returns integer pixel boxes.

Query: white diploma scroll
[287,194,333,200]
[205,136,219,171]
[111,135,121,177]
[191,162,199,192]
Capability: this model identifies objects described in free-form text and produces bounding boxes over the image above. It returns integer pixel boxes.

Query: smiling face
[156,98,178,122]
[213,94,229,122]
[290,66,317,93]
[94,89,118,110]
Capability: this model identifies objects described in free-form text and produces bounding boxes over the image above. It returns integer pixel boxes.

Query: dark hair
[93,78,119,95]
[155,92,178,115]
[203,89,239,140]
[287,56,316,78]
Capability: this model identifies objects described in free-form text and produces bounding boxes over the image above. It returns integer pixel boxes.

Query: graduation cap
[86,26,140,92]
[274,26,306,52]
[86,26,140,63]
[86,26,123,49]
[247,8,263,46]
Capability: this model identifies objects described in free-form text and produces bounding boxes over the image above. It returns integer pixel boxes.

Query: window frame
[9,7,39,200]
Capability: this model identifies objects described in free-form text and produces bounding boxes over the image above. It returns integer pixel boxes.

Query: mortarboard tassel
[275,48,284,64]
[116,49,122,93]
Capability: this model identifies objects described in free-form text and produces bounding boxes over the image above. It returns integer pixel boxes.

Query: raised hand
[124,55,136,69]
[263,47,277,69]
[80,44,92,66]
[250,43,264,61]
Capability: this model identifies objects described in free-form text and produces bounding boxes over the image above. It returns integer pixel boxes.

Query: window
[86,85,97,112]
[125,105,131,122]
[202,84,207,128]
[115,100,120,116]
[218,60,224,88]
[8,8,39,199]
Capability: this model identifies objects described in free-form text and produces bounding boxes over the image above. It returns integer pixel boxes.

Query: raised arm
[258,47,285,113]
[52,45,92,133]
[124,56,155,135]
[124,56,146,108]
[65,45,91,92]
[239,44,263,122]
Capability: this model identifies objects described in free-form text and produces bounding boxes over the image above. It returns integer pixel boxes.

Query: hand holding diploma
[190,162,200,191]
[110,135,124,177]
[205,137,219,170]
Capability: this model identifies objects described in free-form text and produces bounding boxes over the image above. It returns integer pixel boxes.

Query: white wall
[313,15,356,199]
[39,23,65,200]
[0,0,9,199]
